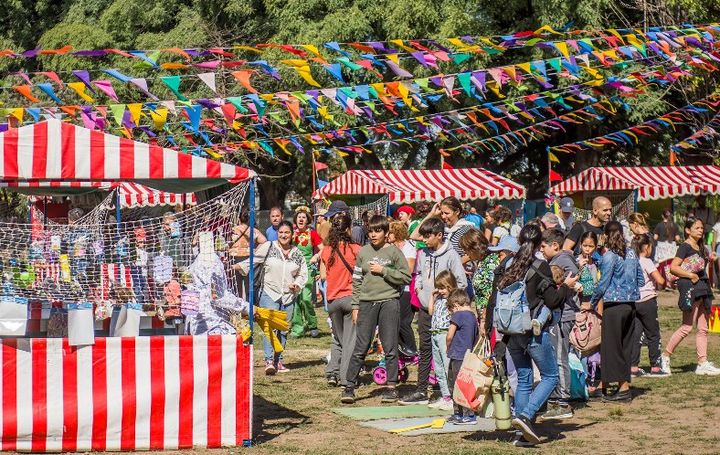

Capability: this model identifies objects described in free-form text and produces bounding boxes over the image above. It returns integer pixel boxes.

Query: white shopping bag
[113,303,143,337]
[0,296,28,336]
[68,302,95,346]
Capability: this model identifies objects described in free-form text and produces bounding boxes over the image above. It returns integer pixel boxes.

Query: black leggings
[398,292,417,353]
[631,298,662,368]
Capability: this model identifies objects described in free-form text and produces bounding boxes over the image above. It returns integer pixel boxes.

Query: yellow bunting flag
[280,59,321,87]
[149,108,168,130]
[127,103,143,125]
[67,82,94,103]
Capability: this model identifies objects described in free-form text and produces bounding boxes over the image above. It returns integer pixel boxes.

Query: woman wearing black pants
[588,221,644,402]
[389,221,418,356]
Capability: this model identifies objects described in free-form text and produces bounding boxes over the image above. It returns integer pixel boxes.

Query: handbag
[452,337,494,411]
[569,310,602,356]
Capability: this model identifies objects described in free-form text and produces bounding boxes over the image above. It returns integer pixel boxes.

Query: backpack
[493,259,547,335]
[568,351,589,401]
[569,310,602,356]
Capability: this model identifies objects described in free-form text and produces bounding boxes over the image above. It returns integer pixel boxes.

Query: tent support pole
[247,179,256,341]
[115,189,121,282]
[43,196,47,229]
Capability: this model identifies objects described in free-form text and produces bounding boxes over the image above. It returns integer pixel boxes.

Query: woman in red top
[320,213,361,387]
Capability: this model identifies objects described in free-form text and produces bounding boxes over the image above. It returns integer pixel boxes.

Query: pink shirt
[638,257,658,302]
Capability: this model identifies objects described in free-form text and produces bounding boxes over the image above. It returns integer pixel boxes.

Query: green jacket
[351,243,411,309]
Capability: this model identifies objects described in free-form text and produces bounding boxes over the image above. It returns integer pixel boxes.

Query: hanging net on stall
[0,182,251,337]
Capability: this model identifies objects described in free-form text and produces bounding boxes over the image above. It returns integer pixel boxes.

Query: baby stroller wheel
[372,366,388,385]
[398,367,409,383]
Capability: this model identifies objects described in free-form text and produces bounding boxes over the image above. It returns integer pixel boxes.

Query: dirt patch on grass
[247,291,720,454]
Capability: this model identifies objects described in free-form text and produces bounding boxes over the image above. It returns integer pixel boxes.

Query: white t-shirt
[638,256,658,302]
[493,224,510,242]
[399,241,417,291]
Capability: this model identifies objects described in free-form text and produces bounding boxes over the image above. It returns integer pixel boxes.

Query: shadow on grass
[284,358,327,370]
[253,394,311,444]
[462,421,599,445]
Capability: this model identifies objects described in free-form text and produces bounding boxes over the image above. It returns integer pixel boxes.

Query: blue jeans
[508,330,559,420]
[258,291,294,364]
[431,331,451,397]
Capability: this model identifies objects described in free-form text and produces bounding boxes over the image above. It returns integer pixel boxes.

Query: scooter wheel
[373,367,388,385]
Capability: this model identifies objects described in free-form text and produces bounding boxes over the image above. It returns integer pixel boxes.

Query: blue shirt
[448,310,479,360]
[266,225,279,241]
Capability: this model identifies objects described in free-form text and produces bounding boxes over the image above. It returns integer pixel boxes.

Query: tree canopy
[1,0,720,206]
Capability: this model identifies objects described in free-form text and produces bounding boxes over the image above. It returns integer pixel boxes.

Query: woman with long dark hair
[411,197,474,257]
[500,224,576,446]
[661,218,720,375]
[588,221,643,402]
[320,213,361,386]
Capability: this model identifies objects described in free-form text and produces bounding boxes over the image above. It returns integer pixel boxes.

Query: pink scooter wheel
[373,367,388,385]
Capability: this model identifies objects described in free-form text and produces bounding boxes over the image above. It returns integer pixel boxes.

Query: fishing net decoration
[0,182,252,340]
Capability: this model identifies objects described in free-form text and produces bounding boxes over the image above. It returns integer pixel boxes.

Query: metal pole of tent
[115,188,121,282]
[247,179,256,339]
[43,196,47,229]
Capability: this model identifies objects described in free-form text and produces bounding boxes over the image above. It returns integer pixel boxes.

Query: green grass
[245,291,720,454]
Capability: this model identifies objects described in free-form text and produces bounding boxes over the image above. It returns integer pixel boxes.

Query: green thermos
[491,377,512,431]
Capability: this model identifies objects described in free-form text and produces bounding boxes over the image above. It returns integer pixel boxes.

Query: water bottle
[491,377,512,430]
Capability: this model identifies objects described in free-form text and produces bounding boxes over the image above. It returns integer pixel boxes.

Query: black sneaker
[512,415,541,445]
[381,388,399,403]
[341,387,356,404]
[398,345,418,357]
[327,375,338,387]
[398,391,429,405]
[539,402,573,421]
[602,389,632,403]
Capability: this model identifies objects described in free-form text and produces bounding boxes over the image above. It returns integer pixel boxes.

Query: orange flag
[13,85,39,103]
[231,70,258,93]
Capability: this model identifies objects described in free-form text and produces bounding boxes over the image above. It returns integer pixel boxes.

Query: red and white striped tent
[550,165,720,201]
[0,120,254,450]
[0,119,254,192]
[313,168,526,203]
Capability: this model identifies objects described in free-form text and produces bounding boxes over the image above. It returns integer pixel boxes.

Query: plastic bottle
[491,377,512,430]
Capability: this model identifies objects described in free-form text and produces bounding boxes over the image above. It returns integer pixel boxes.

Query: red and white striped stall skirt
[0,335,252,451]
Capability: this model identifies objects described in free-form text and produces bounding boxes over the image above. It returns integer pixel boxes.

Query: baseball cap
[488,235,519,253]
[324,200,350,218]
[394,205,416,219]
[560,197,575,213]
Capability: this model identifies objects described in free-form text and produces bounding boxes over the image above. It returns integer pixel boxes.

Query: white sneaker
[695,361,720,376]
[428,398,444,409]
[437,397,454,411]
[660,355,672,376]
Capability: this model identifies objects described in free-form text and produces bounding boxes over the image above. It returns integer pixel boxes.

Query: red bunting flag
[549,169,563,182]
[314,162,329,171]
[442,161,454,170]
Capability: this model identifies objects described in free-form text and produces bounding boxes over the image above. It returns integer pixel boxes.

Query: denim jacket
[590,249,644,306]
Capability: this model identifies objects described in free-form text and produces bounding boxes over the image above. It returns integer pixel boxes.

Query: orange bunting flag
[13,85,39,103]
[230,70,258,93]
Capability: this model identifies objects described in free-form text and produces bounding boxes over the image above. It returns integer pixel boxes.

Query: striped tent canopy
[313,168,526,203]
[0,119,254,192]
[1,180,196,208]
[550,165,720,201]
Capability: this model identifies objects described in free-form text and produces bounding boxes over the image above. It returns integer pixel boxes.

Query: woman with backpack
[587,221,643,402]
[497,224,577,446]
[320,213,361,387]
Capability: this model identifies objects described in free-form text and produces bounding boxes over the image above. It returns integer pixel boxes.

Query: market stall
[0,119,256,450]
[549,165,720,201]
[313,168,526,203]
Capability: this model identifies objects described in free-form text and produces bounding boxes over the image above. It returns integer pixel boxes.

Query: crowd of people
[246,195,720,447]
